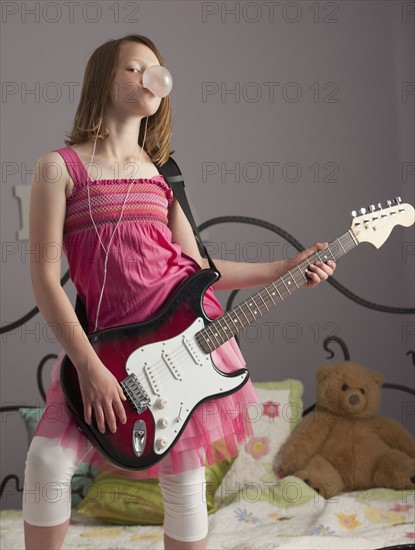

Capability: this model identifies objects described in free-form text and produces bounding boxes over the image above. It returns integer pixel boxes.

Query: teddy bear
[274,361,415,499]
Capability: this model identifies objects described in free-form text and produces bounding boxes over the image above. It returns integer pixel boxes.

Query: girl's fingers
[302,243,336,287]
[118,385,127,401]
[307,242,326,254]
[114,398,127,424]
[94,404,106,434]
[305,268,320,286]
[103,402,117,433]
[305,261,334,286]
[308,263,329,280]
[84,403,92,425]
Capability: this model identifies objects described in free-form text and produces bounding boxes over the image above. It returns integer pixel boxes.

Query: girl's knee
[24,436,80,484]
[22,437,80,527]
[158,466,208,542]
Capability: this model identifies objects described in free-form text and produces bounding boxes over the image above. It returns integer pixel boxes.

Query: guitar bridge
[120,374,150,413]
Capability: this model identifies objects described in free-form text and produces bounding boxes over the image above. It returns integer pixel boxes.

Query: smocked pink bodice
[55,147,206,332]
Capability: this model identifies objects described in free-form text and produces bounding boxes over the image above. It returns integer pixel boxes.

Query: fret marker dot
[288,281,291,285]
[272,292,275,296]
[254,311,258,315]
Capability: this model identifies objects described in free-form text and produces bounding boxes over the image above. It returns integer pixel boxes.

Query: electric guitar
[60,198,414,471]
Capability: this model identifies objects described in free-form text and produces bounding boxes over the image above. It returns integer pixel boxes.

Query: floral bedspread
[2,480,414,549]
[5,382,413,548]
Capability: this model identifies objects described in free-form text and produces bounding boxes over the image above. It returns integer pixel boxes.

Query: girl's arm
[29,152,126,433]
[167,198,335,292]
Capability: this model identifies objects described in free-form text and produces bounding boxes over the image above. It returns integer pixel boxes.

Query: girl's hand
[77,361,128,434]
[288,242,336,289]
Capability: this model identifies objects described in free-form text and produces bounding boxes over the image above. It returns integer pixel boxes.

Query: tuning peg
[351,210,357,218]
[393,196,401,205]
[386,200,392,207]
[377,202,383,210]
[359,207,366,215]
[368,204,376,212]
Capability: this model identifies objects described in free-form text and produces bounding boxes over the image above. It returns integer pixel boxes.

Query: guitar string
[149,237,347,364]
[125,211,399,398]
[130,237,352,393]
[116,205,367,393]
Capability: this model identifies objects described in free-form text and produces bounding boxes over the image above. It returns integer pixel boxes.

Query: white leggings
[22,436,208,542]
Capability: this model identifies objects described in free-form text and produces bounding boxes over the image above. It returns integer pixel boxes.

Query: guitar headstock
[350,197,415,249]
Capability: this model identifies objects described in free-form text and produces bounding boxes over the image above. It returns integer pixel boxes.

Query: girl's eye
[341,384,348,391]
[128,68,141,73]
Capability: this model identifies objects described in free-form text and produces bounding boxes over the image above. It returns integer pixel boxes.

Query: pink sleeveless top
[33,146,257,478]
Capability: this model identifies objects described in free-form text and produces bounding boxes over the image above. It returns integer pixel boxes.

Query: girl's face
[107,41,163,117]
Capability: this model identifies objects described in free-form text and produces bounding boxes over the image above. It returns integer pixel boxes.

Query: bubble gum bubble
[142,65,173,97]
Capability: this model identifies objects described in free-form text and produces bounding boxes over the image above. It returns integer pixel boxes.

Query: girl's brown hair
[64,34,174,165]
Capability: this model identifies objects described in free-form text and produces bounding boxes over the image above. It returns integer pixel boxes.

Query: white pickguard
[125,318,248,454]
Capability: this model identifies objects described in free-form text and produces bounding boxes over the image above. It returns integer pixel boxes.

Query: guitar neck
[196,230,358,353]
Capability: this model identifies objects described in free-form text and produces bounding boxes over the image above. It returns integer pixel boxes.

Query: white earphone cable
[86,116,149,332]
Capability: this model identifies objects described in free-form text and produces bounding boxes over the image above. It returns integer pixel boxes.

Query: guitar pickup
[144,364,161,396]
[182,336,203,365]
[162,350,183,380]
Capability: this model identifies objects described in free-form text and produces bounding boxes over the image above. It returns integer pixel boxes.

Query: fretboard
[196,230,358,353]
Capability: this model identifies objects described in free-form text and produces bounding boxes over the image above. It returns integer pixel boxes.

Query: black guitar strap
[154,156,218,272]
[74,156,219,334]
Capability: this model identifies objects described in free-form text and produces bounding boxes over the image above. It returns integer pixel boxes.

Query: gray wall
[1,1,414,510]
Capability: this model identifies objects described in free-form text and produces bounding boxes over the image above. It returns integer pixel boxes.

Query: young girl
[23,34,335,550]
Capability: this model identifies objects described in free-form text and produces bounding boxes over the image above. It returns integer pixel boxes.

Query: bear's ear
[317,363,336,382]
[372,372,383,386]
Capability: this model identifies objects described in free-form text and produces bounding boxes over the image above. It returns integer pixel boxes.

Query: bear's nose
[349,394,360,406]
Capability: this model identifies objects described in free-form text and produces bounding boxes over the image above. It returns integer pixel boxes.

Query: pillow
[75,455,236,525]
[19,407,98,509]
[76,473,163,525]
[215,379,303,506]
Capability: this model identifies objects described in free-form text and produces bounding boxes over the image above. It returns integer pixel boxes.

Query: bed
[1,372,414,550]
[1,487,414,549]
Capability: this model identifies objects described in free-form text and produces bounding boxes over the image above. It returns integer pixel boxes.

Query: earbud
[142,65,173,97]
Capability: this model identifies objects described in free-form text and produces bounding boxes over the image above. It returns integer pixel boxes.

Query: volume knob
[158,417,169,428]
[156,438,168,450]
[155,398,168,409]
